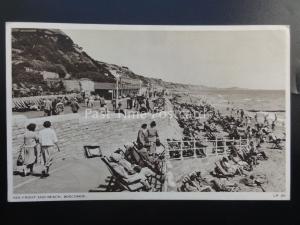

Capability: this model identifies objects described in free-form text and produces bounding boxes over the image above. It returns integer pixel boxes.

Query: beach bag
[84,145,102,158]
[16,146,25,166]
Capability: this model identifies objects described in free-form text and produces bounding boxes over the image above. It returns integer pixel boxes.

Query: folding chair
[91,156,147,192]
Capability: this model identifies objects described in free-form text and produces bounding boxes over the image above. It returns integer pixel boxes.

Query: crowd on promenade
[13,91,167,118]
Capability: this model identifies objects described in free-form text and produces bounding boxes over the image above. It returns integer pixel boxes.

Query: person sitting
[220,157,244,176]
[210,178,239,192]
[203,122,212,133]
[244,126,252,139]
[229,150,252,171]
[180,178,199,192]
[188,174,213,192]
[109,152,154,190]
[229,126,240,139]
[247,141,268,165]
[228,145,242,160]
[125,142,152,168]
[269,133,282,149]
[262,126,271,136]
[155,139,165,156]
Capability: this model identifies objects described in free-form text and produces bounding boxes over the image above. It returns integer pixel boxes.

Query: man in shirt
[38,121,60,177]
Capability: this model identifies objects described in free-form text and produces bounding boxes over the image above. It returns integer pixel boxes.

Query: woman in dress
[22,123,39,176]
[38,121,60,178]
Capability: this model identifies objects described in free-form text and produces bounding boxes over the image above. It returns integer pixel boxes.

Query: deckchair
[130,143,166,191]
[96,156,146,192]
[131,142,165,175]
[212,161,233,178]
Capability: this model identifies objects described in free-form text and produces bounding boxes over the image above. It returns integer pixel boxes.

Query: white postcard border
[6,22,291,201]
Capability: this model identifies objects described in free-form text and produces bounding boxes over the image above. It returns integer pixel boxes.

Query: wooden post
[193,138,197,158]
[180,140,183,160]
[215,138,218,156]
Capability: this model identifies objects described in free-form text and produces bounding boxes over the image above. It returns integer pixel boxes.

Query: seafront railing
[166,137,249,160]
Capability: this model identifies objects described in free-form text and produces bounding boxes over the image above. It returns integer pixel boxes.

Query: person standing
[85,96,89,107]
[88,95,94,108]
[51,98,58,115]
[137,123,149,149]
[99,96,107,113]
[147,121,159,155]
[112,98,116,111]
[44,98,52,116]
[254,113,258,123]
[21,123,39,176]
[115,102,125,115]
[146,98,151,113]
[240,109,244,119]
[70,98,80,113]
[38,121,60,178]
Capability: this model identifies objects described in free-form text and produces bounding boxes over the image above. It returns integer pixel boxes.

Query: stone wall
[11,110,182,161]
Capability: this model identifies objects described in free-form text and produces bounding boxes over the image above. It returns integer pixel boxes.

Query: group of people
[107,150,155,190]
[178,170,240,192]
[171,99,215,139]
[126,95,166,114]
[168,96,282,192]
[209,106,283,150]
[136,121,161,157]
[102,121,165,191]
[171,95,283,151]
[16,121,60,178]
[84,94,108,113]
[167,137,207,159]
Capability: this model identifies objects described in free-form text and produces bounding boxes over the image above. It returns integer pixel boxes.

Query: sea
[182,89,286,123]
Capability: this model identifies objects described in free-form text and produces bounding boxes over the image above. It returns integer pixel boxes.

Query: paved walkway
[13,157,109,193]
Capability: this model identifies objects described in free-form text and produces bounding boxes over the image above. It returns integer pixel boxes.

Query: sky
[63,28,289,90]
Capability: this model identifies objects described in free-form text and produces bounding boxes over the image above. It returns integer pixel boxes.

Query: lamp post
[115,73,120,106]
[139,80,142,95]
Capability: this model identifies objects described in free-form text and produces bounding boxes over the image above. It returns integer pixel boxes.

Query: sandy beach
[169,89,286,192]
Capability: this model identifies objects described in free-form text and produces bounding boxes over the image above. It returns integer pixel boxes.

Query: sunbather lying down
[109,152,155,190]
[210,178,240,192]
[178,171,213,192]
[239,173,268,192]
[212,157,246,178]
